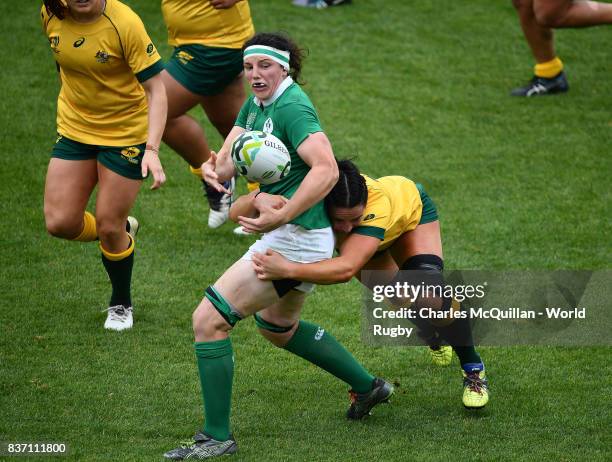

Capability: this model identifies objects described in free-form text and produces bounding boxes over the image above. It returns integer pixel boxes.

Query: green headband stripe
[243,47,290,65]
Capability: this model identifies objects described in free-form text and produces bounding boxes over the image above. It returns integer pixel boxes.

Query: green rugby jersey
[235,77,330,230]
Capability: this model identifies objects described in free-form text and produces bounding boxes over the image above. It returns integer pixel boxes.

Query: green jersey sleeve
[276,102,322,150]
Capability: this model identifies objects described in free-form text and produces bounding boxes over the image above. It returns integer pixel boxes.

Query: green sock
[195,338,233,441]
[101,251,133,306]
[436,317,482,366]
[283,320,374,394]
[453,346,482,366]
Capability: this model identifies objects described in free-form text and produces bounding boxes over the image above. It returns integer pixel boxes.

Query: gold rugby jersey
[41,0,163,145]
[162,0,254,49]
[354,175,423,251]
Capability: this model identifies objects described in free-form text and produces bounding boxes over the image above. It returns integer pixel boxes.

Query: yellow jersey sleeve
[116,8,163,82]
[353,176,393,241]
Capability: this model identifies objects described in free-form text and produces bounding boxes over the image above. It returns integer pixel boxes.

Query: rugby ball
[230,131,291,185]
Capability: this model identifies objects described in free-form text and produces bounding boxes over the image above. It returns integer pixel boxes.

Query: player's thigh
[357,250,399,289]
[388,221,443,268]
[161,69,202,119]
[200,74,246,136]
[44,157,98,227]
[512,0,534,13]
[203,258,282,317]
[533,0,570,23]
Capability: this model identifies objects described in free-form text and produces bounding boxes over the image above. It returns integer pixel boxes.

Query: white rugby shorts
[242,224,334,293]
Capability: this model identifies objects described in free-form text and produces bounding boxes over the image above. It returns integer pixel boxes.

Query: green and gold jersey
[354,175,423,251]
[162,0,254,49]
[235,77,329,230]
[41,0,164,146]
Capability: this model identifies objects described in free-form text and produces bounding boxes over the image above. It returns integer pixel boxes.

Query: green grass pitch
[0,1,610,460]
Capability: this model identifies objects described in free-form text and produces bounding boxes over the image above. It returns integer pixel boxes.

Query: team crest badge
[363,214,376,221]
[146,43,155,55]
[314,327,325,340]
[263,118,274,134]
[95,50,110,63]
[121,147,141,164]
[49,36,60,53]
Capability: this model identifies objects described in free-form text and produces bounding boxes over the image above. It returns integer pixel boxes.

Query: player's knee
[258,328,295,348]
[193,286,242,340]
[399,254,448,312]
[254,312,296,348]
[192,300,232,340]
[208,115,234,138]
[511,0,532,13]
[534,2,566,27]
[96,218,123,244]
[44,209,81,239]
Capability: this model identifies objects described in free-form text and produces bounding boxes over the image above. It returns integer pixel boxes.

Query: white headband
[243,45,290,71]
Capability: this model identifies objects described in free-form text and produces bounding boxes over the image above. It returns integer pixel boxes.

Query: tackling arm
[253,233,380,285]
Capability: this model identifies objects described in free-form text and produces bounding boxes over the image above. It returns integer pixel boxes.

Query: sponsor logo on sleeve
[245,112,256,131]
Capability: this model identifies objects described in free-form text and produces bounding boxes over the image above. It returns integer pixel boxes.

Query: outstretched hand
[202,151,232,194]
[141,150,166,190]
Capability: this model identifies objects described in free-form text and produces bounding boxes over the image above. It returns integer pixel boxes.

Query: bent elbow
[337,267,356,283]
[328,160,339,184]
[329,167,339,186]
[337,275,352,284]
[228,210,239,223]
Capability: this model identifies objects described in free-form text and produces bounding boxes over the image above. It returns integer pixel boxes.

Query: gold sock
[100,234,135,261]
[189,165,203,177]
[534,57,563,79]
[73,211,97,242]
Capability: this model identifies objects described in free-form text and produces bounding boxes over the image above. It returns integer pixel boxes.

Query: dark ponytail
[325,159,368,210]
[44,0,67,19]
[243,32,306,84]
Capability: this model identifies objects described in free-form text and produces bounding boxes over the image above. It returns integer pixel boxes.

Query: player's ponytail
[44,0,67,19]
[325,159,368,210]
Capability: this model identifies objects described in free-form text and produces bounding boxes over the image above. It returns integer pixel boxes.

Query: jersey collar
[253,76,294,108]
